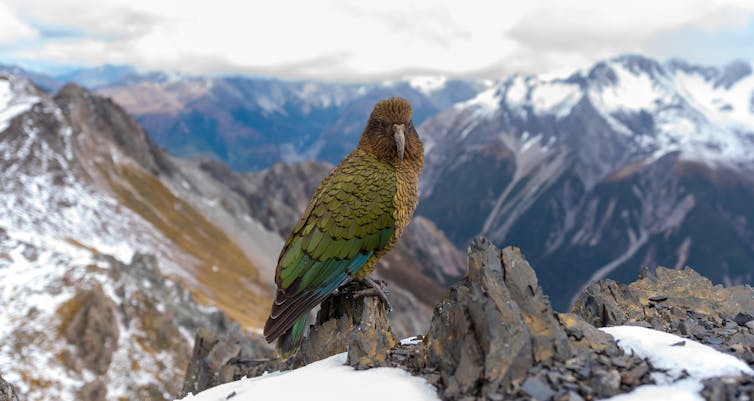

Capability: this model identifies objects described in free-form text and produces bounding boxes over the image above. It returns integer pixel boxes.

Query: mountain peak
[715,59,753,89]
[52,81,174,176]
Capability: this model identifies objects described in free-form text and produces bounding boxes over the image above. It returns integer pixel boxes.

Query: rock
[180,322,278,397]
[78,380,106,401]
[594,369,621,396]
[557,313,621,356]
[180,282,393,395]
[702,375,754,401]
[521,376,555,401]
[573,267,754,329]
[0,374,20,401]
[571,265,754,363]
[500,247,572,363]
[419,238,572,399]
[620,363,649,386]
[566,390,585,401]
[734,312,754,326]
[347,297,397,370]
[297,281,395,367]
[59,284,119,375]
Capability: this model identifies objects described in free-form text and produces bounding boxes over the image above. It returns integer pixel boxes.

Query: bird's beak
[393,124,405,162]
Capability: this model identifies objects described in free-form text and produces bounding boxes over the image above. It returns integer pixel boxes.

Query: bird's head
[359,97,423,166]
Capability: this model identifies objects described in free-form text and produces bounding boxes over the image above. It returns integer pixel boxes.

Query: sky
[1,0,753,81]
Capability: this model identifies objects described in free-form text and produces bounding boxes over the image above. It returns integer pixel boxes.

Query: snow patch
[0,77,39,132]
[600,326,753,401]
[589,63,672,112]
[456,87,501,118]
[531,81,581,118]
[176,353,439,401]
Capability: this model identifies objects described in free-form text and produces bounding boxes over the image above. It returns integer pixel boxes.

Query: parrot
[263,97,424,359]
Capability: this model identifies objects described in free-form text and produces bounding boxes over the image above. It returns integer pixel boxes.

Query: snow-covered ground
[0,72,202,401]
[177,353,440,401]
[601,326,753,401]
[179,327,753,401]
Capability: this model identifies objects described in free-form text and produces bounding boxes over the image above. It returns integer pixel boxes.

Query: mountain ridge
[417,54,754,309]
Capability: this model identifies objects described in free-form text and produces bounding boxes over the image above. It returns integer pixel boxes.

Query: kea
[263,97,424,358]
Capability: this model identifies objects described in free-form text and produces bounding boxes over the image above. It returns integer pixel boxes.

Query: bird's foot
[352,278,392,312]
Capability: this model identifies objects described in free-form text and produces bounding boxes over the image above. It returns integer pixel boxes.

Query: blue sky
[1,0,753,81]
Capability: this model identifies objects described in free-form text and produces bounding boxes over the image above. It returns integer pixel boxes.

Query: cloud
[0,2,37,44]
[2,0,754,80]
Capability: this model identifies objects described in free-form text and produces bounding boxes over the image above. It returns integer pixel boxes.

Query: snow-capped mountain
[417,54,754,309]
[0,72,279,401]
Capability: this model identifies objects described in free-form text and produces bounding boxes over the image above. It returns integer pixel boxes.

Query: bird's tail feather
[276,314,309,360]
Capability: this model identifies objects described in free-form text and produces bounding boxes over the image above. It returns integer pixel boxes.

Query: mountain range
[83,72,485,171]
[418,55,754,307]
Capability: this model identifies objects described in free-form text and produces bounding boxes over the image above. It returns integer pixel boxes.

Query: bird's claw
[353,278,392,312]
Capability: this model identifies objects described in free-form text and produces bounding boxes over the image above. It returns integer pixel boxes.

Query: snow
[176,353,440,401]
[603,379,704,401]
[456,86,501,118]
[506,75,528,105]
[530,81,581,118]
[0,76,39,132]
[589,63,672,112]
[400,336,423,346]
[476,57,754,167]
[600,326,754,401]
[500,75,581,119]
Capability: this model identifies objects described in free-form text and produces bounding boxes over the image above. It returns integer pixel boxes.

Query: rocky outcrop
[572,266,754,364]
[59,284,120,375]
[409,239,657,401]
[0,374,20,401]
[181,238,754,400]
[180,238,661,400]
[180,281,394,397]
[417,239,571,398]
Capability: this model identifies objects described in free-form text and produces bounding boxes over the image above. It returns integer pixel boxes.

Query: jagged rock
[398,238,662,401]
[180,324,277,397]
[418,238,572,399]
[297,281,395,368]
[500,247,571,363]
[180,283,392,395]
[0,374,20,401]
[571,266,754,363]
[556,313,622,357]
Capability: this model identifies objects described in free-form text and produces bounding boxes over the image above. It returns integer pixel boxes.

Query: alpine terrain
[418,54,754,309]
[0,72,463,401]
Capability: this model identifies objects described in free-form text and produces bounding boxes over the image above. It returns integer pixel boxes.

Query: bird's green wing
[263,157,396,342]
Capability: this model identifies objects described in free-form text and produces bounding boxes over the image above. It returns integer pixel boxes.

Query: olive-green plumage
[263,97,424,358]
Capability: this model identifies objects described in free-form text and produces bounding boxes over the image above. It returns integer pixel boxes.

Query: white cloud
[0,2,37,44]
[2,0,754,80]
